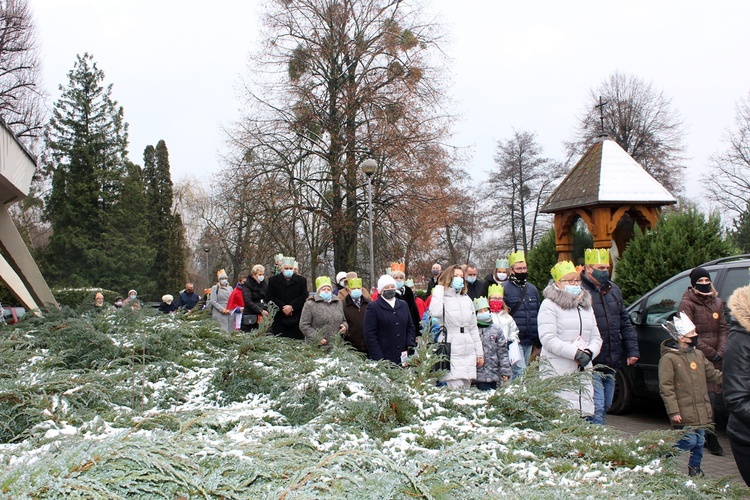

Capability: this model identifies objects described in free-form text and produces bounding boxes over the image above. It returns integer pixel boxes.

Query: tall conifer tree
[43,53,155,294]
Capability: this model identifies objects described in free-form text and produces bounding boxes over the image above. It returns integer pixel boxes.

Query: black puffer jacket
[725,285,750,446]
[580,272,639,371]
[503,279,540,347]
[242,276,268,315]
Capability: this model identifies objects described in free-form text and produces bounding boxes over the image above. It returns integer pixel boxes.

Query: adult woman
[725,284,750,486]
[208,269,233,331]
[391,267,421,334]
[242,265,269,332]
[482,258,510,297]
[429,264,484,389]
[299,276,347,347]
[678,266,728,455]
[364,275,417,365]
[538,261,602,417]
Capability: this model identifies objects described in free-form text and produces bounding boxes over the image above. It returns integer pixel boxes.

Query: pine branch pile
[0,309,744,498]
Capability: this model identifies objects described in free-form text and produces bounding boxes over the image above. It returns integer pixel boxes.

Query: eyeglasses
[560,279,582,285]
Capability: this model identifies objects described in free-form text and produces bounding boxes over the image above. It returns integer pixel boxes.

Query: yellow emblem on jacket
[713,312,719,319]
[690,361,698,370]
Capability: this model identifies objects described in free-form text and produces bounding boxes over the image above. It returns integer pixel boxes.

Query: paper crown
[348,277,362,289]
[274,253,284,262]
[663,311,696,340]
[473,297,490,311]
[550,261,578,282]
[405,278,415,288]
[281,256,295,266]
[390,262,405,273]
[487,284,504,297]
[293,260,299,269]
[585,248,610,265]
[508,251,525,267]
[495,259,510,269]
[217,269,228,279]
[315,276,332,292]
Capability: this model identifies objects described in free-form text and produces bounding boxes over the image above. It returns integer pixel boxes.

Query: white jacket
[429,285,484,382]
[538,283,603,416]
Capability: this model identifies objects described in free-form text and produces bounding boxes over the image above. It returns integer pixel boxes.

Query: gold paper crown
[508,251,525,267]
[281,256,296,266]
[315,276,332,291]
[274,253,284,262]
[390,262,405,273]
[584,248,610,265]
[487,284,504,297]
[217,269,228,279]
[551,261,578,282]
[473,297,490,311]
[348,277,362,288]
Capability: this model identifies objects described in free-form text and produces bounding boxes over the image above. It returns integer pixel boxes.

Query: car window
[644,276,691,325]
[720,265,750,303]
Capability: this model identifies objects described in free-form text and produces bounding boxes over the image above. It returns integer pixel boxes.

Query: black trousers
[730,439,750,486]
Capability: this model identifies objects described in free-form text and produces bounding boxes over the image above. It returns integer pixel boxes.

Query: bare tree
[488,130,562,255]
[566,72,685,193]
[230,0,455,276]
[705,93,750,219]
[0,0,46,143]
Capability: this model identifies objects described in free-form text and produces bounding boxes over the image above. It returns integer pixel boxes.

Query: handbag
[430,309,451,372]
[242,313,259,326]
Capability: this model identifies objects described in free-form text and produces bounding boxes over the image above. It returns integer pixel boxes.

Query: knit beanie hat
[377,274,396,292]
[689,267,711,287]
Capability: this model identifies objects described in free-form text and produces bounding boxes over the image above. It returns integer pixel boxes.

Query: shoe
[688,466,704,477]
[705,432,724,456]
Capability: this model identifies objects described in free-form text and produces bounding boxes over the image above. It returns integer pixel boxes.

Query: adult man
[426,263,441,296]
[465,264,484,300]
[342,277,370,355]
[176,282,201,311]
[580,248,639,425]
[267,256,309,339]
[272,253,284,275]
[502,251,540,367]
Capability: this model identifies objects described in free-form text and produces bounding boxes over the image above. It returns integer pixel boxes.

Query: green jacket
[658,338,722,427]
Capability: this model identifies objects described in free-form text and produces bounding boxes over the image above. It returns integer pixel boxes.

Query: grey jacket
[300,294,347,344]
[475,319,512,383]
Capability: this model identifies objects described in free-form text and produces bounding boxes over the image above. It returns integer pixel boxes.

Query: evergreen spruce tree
[42,53,155,294]
[616,207,738,304]
[143,140,186,295]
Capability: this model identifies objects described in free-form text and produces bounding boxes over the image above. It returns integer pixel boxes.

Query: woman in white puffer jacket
[429,265,484,389]
[538,261,602,417]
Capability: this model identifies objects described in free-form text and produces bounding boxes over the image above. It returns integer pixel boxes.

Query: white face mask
[220,279,228,286]
[257,275,265,282]
[497,272,508,281]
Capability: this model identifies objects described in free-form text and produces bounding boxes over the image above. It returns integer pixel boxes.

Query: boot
[704,431,724,456]
[688,465,704,477]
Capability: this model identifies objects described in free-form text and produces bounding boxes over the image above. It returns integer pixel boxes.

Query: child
[659,312,723,477]
[487,284,525,379]
[473,295,512,390]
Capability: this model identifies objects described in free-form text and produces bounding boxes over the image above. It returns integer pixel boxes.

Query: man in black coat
[580,248,639,425]
[175,282,200,311]
[266,257,309,339]
[465,264,484,300]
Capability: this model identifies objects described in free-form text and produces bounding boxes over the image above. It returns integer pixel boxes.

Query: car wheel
[608,368,634,415]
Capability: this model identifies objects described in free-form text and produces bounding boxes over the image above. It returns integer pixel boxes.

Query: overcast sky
[30,0,750,210]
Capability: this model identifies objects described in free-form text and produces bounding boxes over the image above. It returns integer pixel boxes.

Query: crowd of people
[87,248,750,482]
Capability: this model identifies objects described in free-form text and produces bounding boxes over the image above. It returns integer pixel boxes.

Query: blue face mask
[467,276,477,284]
[477,312,491,323]
[282,270,294,278]
[350,289,362,300]
[451,277,464,291]
[319,291,332,301]
[395,280,404,289]
[565,285,582,296]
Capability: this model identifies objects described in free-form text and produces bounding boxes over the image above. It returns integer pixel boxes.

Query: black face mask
[686,336,699,347]
[695,283,712,294]
[381,289,397,300]
[511,272,528,284]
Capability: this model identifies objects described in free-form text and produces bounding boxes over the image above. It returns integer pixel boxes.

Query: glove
[712,354,722,363]
[574,349,592,368]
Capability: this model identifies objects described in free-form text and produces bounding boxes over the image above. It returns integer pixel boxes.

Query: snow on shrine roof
[541,138,677,213]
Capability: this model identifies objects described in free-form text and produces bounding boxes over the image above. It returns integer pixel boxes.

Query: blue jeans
[676,428,705,469]
[590,371,616,425]
[511,350,527,380]
[521,343,534,367]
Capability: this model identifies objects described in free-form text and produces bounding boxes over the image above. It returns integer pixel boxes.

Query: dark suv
[609,254,750,414]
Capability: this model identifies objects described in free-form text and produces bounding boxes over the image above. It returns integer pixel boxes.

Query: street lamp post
[360,159,377,291]
[203,245,210,289]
